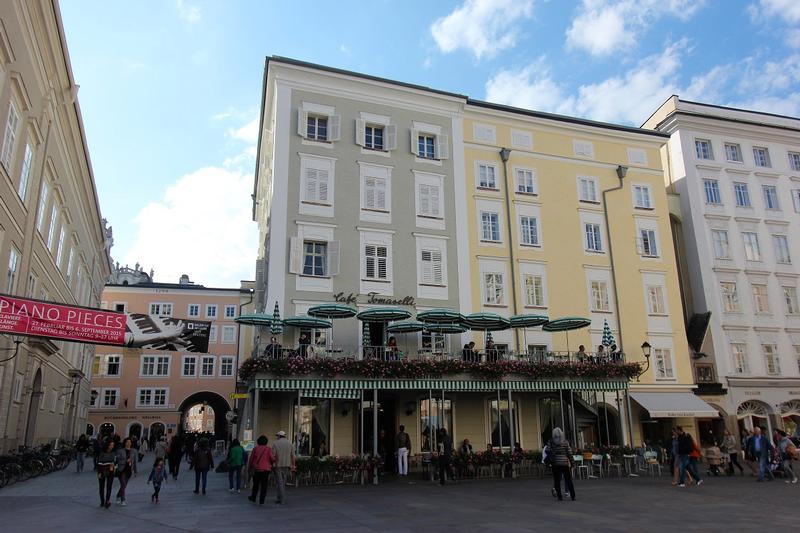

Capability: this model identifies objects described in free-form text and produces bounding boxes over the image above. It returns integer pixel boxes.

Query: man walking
[438,428,453,485]
[396,425,410,476]
[272,430,295,505]
[746,426,774,482]
[774,430,798,484]
[676,426,702,487]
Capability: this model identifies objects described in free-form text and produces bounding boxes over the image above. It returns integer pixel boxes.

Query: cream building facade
[0,0,111,452]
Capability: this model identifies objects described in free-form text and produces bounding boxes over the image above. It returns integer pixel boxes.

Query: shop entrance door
[363,393,397,471]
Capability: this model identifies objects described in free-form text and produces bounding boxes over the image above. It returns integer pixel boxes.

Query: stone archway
[24,368,43,447]
[780,400,800,435]
[178,391,231,440]
[737,400,773,436]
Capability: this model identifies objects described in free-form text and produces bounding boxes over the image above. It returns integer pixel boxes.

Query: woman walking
[148,457,168,503]
[168,435,183,480]
[247,435,275,505]
[75,434,89,473]
[227,439,245,493]
[722,429,744,476]
[192,438,214,495]
[96,440,116,508]
[115,437,136,506]
[548,428,575,501]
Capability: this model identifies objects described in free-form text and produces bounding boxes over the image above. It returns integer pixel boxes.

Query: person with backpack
[192,438,214,495]
[247,435,275,504]
[396,425,411,476]
[227,438,245,493]
[547,427,575,501]
[676,426,703,487]
[775,429,798,484]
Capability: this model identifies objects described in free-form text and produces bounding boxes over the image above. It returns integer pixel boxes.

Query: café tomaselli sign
[333,292,415,307]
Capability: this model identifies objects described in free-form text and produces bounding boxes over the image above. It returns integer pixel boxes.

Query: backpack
[786,440,800,461]
[689,441,701,459]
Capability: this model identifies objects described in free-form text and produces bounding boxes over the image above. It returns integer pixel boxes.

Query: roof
[104,282,251,293]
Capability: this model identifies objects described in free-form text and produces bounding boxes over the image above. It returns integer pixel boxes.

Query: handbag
[138,452,144,462]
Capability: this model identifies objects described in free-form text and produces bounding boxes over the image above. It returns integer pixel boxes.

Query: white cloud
[176,0,201,23]
[787,29,800,49]
[485,57,576,115]
[748,0,800,23]
[430,0,535,59]
[566,0,704,56]
[124,165,257,287]
[339,44,351,55]
[228,117,260,144]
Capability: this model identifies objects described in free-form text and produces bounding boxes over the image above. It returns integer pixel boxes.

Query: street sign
[229,393,249,400]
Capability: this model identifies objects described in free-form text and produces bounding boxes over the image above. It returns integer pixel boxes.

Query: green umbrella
[602,319,615,347]
[271,301,283,336]
[423,323,466,334]
[235,313,274,326]
[356,307,412,322]
[387,321,425,333]
[416,308,465,324]
[307,303,356,347]
[282,316,332,329]
[542,316,591,353]
[510,314,549,354]
[463,312,510,349]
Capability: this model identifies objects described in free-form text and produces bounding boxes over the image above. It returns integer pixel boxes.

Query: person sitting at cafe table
[594,345,605,363]
[297,333,311,357]
[485,340,499,362]
[461,341,476,362]
[387,336,399,360]
[264,336,282,359]
[576,345,587,362]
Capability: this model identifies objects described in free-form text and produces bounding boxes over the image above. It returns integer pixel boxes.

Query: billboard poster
[0,293,211,352]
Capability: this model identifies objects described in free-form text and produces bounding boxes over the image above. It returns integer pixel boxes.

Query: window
[481,212,501,242]
[418,134,436,159]
[138,388,168,407]
[222,325,236,344]
[209,325,217,343]
[306,115,328,141]
[12,373,23,403]
[734,183,751,207]
[516,168,536,194]
[731,343,749,374]
[585,223,603,252]
[519,216,539,246]
[102,389,118,408]
[773,235,791,264]
[188,304,200,317]
[511,130,532,149]
[478,164,497,189]
[220,356,234,377]
[200,356,215,377]
[795,345,800,373]
[65,248,74,285]
[784,286,799,314]
[364,244,388,280]
[695,139,713,160]
[703,179,721,204]
[149,303,173,316]
[302,167,330,204]
[46,204,58,250]
[224,305,236,319]
[633,185,652,208]
[114,302,127,313]
[578,177,598,202]
[484,273,504,305]
[141,355,170,377]
[763,344,781,375]
[105,355,121,376]
[17,144,33,201]
[721,282,740,312]
[1,101,20,170]
[90,389,100,408]
[752,284,770,313]
[421,331,446,353]
[573,140,594,158]
[489,399,518,448]
[794,190,800,213]
[364,125,384,150]
[762,185,779,210]
[294,398,331,456]
[362,175,387,211]
[647,285,666,314]
[36,181,49,232]
[417,182,441,218]
[591,280,610,311]
[420,249,444,285]
[627,148,647,165]
[712,230,731,259]
[26,273,36,298]
[420,398,452,452]
[753,147,771,167]
[182,355,197,377]
[55,227,66,267]
[654,348,674,379]
[7,247,19,292]
[742,232,762,261]
[725,143,743,162]
[789,151,800,172]
[639,229,659,257]
[206,305,217,318]
[524,274,544,307]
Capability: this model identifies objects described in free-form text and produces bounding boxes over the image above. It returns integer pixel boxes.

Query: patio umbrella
[601,319,615,348]
[271,301,283,336]
[422,323,466,357]
[510,314,549,353]
[282,316,332,329]
[387,321,425,356]
[416,308,465,324]
[234,313,274,326]
[463,312,510,348]
[307,303,356,348]
[542,316,591,353]
[356,307,412,349]
[362,322,371,349]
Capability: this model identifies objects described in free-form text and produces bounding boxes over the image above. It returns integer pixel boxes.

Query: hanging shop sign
[333,292,415,307]
[0,293,211,352]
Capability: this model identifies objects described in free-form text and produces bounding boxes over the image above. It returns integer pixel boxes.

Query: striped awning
[254,378,627,392]
[299,390,362,400]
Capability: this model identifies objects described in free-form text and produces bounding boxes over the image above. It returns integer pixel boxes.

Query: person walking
[247,436,275,504]
[272,430,295,505]
[746,426,774,482]
[96,440,116,508]
[227,438,246,493]
[775,430,799,484]
[722,429,744,476]
[75,434,89,473]
[438,428,454,485]
[396,425,411,477]
[670,428,681,485]
[548,427,575,501]
[92,436,103,471]
[676,426,702,487]
[147,457,168,503]
[114,437,136,506]
[192,438,214,495]
[167,435,183,480]
[154,436,168,464]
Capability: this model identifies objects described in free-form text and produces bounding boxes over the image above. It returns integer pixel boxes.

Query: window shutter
[288,237,302,274]
[318,169,329,202]
[327,240,340,276]
[420,250,433,284]
[418,184,430,215]
[375,178,386,209]
[305,168,318,202]
[437,134,450,160]
[432,250,443,284]
[378,248,388,279]
[328,114,341,141]
[355,119,366,146]
[430,185,440,216]
[410,129,419,156]
[364,177,376,208]
[365,245,375,278]
[297,109,308,138]
[385,124,397,150]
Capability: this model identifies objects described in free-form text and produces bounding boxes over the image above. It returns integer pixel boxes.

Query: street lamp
[638,341,652,379]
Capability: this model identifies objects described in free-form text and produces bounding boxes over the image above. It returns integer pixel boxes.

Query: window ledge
[361,208,390,214]
[301,201,333,207]
[634,206,655,211]
[483,303,507,308]
[520,243,541,248]
[477,186,500,192]
[362,278,391,283]
[480,240,503,244]
[524,305,547,310]
[655,377,677,382]
[418,283,447,288]
[416,214,444,220]
[647,313,669,317]
[362,147,388,153]
[579,200,601,205]
[299,274,332,279]
[591,309,613,314]
[585,249,606,254]
[516,191,538,197]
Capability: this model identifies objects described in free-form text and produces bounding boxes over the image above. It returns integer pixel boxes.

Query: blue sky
[59,0,800,288]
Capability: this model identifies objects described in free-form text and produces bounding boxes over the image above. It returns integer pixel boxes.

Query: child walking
[148,457,168,503]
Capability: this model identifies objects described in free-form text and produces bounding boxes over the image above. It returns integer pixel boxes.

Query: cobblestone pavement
[1,455,799,532]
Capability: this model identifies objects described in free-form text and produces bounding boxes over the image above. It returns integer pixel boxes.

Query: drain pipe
[499,148,520,352]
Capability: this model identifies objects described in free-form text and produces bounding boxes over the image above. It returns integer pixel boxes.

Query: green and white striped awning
[254,378,627,392]
[299,390,362,400]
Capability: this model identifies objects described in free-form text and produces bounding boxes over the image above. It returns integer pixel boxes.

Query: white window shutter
[288,237,302,274]
[328,114,341,141]
[410,129,419,156]
[318,170,329,202]
[432,250,443,284]
[305,168,318,202]
[437,134,450,160]
[420,250,432,283]
[327,240,340,276]
[364,177,376,208]
[355,119,366,147]
[297,109,308,138]
[418,184,430,215]
[385,124,397,150]
[430,185,440,216]
[375,178,386,209]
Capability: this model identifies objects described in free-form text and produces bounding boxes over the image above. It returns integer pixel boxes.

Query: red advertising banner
[0,293,126,346]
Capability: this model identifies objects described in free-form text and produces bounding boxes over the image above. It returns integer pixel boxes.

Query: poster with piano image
[0,293,210,352]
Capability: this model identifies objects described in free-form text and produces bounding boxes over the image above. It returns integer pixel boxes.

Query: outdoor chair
[644,451,663,477]
[590,454,604,478]
[572,455,589,479]
[605,454,623,477]
[622,454,639,476]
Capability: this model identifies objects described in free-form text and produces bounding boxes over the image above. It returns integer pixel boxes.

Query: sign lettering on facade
[745,391,762,396]
[333,292,415,307]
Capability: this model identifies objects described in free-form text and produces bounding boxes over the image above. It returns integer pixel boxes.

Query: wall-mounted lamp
[616,165,628,180]
[499,148,512,162]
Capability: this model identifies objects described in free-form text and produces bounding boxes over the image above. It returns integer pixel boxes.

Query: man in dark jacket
[676,426,702,487]
[438,428,454,485]
[746,426,774,481]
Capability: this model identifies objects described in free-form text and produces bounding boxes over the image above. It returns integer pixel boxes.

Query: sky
[59,0,800,288]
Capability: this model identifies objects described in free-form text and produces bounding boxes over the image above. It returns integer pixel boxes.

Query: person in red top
[247,435,276,505]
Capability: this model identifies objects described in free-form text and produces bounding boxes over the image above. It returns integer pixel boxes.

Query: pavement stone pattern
[1,452,799,532]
